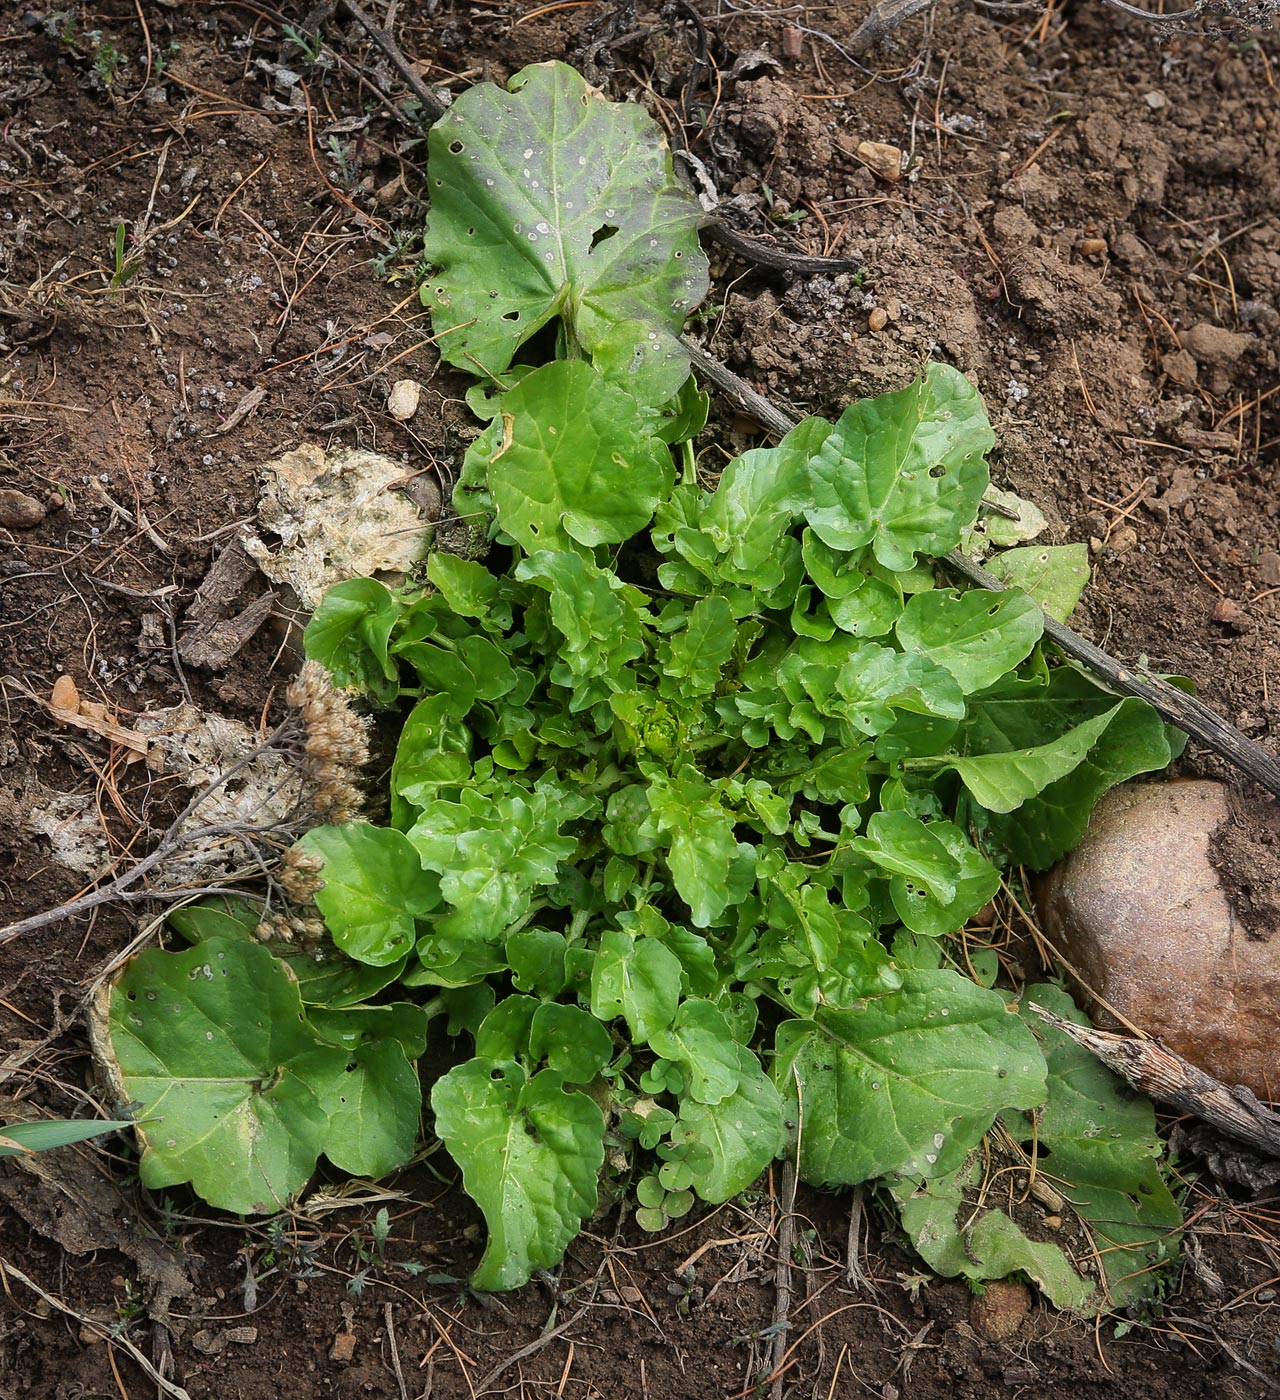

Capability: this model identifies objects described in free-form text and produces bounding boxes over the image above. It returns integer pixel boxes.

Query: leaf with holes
[806,364,994,571]
[895,588,1043,694]
[985,544,1091,623]
[421,61,709,406]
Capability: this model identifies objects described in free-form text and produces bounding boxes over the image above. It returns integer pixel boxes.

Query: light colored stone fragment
[1037,780,1280,1097]
[387,378,422,420]
[856,140,903,182]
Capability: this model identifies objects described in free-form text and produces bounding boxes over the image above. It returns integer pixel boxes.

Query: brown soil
[1,2,1279,1397]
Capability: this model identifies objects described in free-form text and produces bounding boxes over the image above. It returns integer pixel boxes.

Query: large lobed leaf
[102,939,350,1214]
[773,969,1046,1185]
[421,61,709,405]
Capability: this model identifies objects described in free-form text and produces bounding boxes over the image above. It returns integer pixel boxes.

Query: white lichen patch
[136,704,302,832]
[243,444,430,609]
[26,790,110,874]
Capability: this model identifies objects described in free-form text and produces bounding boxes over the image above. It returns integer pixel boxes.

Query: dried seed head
[280,845,325,902]
[285,661,371,824]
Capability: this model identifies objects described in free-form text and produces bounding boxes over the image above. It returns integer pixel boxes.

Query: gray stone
[0,488,46,528]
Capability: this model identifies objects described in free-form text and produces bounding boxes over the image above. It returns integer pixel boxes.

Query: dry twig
[1030,1005,1280,1157]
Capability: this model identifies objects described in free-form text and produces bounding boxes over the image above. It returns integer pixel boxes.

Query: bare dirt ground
[1,1,1279,1397]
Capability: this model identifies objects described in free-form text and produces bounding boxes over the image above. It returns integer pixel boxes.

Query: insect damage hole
[589,224,619,251]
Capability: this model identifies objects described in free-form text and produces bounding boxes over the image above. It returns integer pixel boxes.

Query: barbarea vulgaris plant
[98,62,1183,1308]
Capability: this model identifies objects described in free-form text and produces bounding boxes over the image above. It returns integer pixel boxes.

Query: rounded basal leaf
[420,61,709,405]
[487,361,672,553]
[299,823,441,966]
[805,364,994,571]
[772,969,1046,1186]
[318,1040,422,1179]
[101,938,347,1215]
[590,927,682,1042]
[431,1059,605,1290]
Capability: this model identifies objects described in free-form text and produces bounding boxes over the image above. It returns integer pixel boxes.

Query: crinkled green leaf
[773,969,1046,1185]
[648,999,741,1105]
[516,547,648,703]
[390,694,473,822]
[304,578,403,702]
[431,1059,605,1290]
[590,927,682,1042]
[105,938,347,1214]
[421,61,708,405]
[645,766,737,928]
[700,418,829,589]
[832,644,966,735]
[480,360,672,552]
[806,364,993,570]
[896,588,1042,694]
[408,781,588,939]
[658,595,736,698]
[675,1046,785,1202]
[299,824,441,967]
[985,544,1090,623]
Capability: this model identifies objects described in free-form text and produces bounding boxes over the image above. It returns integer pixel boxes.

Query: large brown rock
[1037,780,1280,1099]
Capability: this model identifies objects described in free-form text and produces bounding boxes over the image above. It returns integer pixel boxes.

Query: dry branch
[1030,1005,1280,1157]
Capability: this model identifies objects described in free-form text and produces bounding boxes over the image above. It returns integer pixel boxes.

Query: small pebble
[1144,91,1168,111]
[1211,596,1249,630]
[329,1332,357,1363]
[970,1279,1030,1340]
[1078,237,1108,257]
[868,307,889,332]
[856,140,903,183]
[387,378,422,421]
[0,488,47,528]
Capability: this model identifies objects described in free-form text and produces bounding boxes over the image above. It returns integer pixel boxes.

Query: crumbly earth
[1,3,1278,1397]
